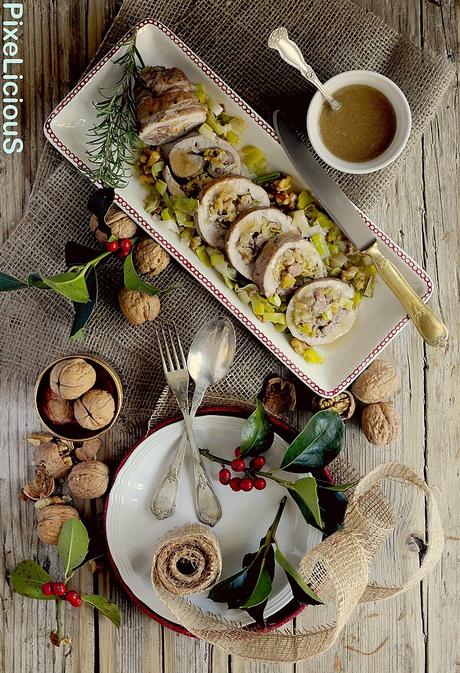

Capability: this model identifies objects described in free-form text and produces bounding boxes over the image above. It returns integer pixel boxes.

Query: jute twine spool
[151,462,444,662]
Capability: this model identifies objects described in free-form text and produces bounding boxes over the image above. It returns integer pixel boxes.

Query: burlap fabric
[0,0,454,423]
[151,462,444,662]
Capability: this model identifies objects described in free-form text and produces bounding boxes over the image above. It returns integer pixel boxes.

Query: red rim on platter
[104,405,332,636]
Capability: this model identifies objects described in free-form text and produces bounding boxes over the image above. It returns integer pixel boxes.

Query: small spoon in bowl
[268,27,341,111]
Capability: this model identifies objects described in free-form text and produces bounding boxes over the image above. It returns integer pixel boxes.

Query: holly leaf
[274,544,322,605]
[69,267,98,338]
[41,270,90,303]
[0,272,27,291]
[27,273,49,289]
[87,187,115,236]
[9,560,54,600]
[65,242,104,266]
[123,249,172,296]
[58,519,89,579]
[208,565,254,606]
[290,476,323,529]
[319,490,348,536]
[82,594,121,627]
[239,399,274,457]
[280,411,344,472]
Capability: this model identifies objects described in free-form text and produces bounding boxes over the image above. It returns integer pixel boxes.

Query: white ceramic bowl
[306,70,411,174]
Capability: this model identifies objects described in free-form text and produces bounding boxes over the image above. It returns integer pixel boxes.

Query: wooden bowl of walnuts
[35,354,122,441]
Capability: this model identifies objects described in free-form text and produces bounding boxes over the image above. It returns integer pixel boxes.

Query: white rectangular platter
[44,19,432,397]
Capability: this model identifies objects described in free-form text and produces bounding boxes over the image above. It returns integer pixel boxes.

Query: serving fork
[152,323,222,526]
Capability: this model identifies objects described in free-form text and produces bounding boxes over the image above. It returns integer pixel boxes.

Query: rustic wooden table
[0,1,458,672]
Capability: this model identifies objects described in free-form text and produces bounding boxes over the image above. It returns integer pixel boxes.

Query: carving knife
[273,110,448,348]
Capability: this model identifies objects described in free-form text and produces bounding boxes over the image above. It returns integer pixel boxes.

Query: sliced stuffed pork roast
[136,66,207,146]
[195,177,270,250]
[253,233,326,297]
[225,207,295,279]
[286,278,357,346]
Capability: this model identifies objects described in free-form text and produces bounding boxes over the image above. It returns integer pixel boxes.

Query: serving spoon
[268,27,341,111]
[151,317,236,521]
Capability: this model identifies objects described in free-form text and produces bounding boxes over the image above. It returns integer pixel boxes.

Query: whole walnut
[361,401,401,445]
[351,360,400,404]
[74,389,115,430]
[42,387,75,425]
[118,287,161,325]
[37,442,73,478]
[262,377,296,415]
[36,504,80,545]
[75,437,102,461]
[68,461,109,499]
[50,358,97,400]
[89,204,137,244]
[134,238,170,276]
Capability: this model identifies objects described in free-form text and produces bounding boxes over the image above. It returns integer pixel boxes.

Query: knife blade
[273,109,375,251]
[273,110,448,348]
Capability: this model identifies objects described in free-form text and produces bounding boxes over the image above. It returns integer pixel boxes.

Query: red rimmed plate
[104,406,324,635]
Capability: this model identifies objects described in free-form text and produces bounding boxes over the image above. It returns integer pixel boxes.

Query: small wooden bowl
[35,354,123,441]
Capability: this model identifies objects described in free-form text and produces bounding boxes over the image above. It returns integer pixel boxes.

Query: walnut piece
[68,461,109,499]
[20,465,55,501]
[28,432,55,447]
[36,504,80,545]
[262,377,296,415]
[134,238,170,276]
[74,389,115,430]
[313,391,356,421]
[36,442,73,478]
[361,401,401,445]
[89,204,137,244]
[118,287,161,325]
[50,358,97,400]
[42,387,75,425]
[351,360,400,404]
[75,437,102,461]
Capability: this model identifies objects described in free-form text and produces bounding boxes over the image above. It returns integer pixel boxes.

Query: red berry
[120,238,132,251]
[65,590,82,608]
[218,468,231,485]
[118,249,130,259]
[106,240,119,252]
[250,456,266,470]
[42,582,54,596]
[240,477,254,492]
[52,582,66,597]
[254,477,267,490]
[234,447,241,457]
[229,477,241,492]
[230,458,246,472]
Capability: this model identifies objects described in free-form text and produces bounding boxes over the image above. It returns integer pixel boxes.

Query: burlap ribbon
[151,462,443,662]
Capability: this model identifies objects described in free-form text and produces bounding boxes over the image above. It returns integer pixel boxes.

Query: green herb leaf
[9,560,54,600]
[123,249,171,296]
[58,519,89,579]
[81,594,121,627]
[239,400,274,457]
[41,270,90,303]
[274,544,322,605]
[290,476,323,529]
[280,411,344,472]
[70,267,98,338]
[0,272,27,291]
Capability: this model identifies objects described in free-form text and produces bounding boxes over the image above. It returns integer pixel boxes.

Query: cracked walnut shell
[262,377,296,415]
[68,460,109,499]
[75,437,102,461]
[36,504,80,545]
[134,238,170,276]
[50,358,97,400]
[118,287,161,325]
[89,204,137,244]
[351,359,399,404]
[361,401,401,445]
[74,389,115,430]
[36,442,73,478]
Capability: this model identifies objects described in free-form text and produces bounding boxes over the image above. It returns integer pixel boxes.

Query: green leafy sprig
[9,519,120,649]
[86,34,144,188]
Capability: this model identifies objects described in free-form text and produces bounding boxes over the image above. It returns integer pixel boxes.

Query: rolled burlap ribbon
[151,462,443,662]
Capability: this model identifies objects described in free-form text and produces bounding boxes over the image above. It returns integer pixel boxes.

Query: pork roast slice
[135,66,192,99]
[137,91,207,145]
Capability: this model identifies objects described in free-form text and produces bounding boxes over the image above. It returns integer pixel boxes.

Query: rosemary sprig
[86,35,144,188]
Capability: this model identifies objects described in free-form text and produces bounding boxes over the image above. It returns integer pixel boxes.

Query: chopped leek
[150,160,165,176]
[195,245,212,267]
[303,347,324,364]
[198,123,217,141]
[155,180,168,196]
[297,190,314,209]
[311,233,329,258]
[225,130,239,145]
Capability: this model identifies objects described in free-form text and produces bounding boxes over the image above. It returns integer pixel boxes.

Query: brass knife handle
[365,242,448,348]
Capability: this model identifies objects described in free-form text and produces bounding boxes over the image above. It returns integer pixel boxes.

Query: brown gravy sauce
[319,84,397,163]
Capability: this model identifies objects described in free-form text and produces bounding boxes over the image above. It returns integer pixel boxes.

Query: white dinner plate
[44,19,432,397]
[105,408,323,634]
